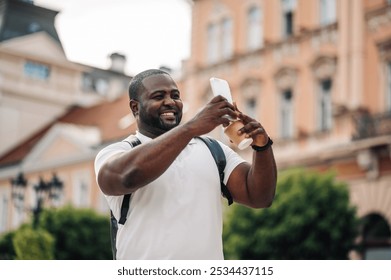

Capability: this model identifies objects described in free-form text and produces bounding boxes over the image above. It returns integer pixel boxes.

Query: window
[206,15,234,64]
[387,62,391,112]
[247,6,263,50]
[24,61,50,80]
[221,17,233,59]
[318,79,333,131]
[361,213,391,260]
[281,0,296,37]
[245,97,257,119]
[95,78,109,95]
[82,73,109,96]
[0,192,8,233]
[320,0,336,26]
[281,89,294,138]
[72,170,91,207]
[207,23,220,64]
[241,80,261,119]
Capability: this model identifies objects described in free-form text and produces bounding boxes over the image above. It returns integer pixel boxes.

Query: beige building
[1,0,391,260]
[178,0,391,259]
[0,1,132,236]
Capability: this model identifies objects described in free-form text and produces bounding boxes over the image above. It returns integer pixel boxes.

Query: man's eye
[153,95,163,100]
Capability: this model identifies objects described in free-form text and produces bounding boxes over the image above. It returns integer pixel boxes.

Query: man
[94,69,277,259]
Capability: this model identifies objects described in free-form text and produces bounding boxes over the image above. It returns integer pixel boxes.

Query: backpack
[109,135,233,260]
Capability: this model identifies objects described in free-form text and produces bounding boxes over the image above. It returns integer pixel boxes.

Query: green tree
[12,225,55,260]
[223,168,359,259]
[38,205,112,259]
[0,230,16,259]
[0,205,112,260]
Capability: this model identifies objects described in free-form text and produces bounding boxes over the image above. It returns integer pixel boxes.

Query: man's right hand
[185,95,238,136]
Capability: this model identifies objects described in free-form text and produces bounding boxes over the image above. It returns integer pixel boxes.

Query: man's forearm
[99,124,195,195]
[247,147,277,208]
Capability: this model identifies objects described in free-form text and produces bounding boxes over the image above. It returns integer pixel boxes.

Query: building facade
[1,0,391,260]
[178,0,391,259]
[0,1,132,237]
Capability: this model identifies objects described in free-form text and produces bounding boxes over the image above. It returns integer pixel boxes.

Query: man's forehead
[142,74,176,90]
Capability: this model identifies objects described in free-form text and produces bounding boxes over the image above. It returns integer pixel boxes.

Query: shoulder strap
[117,136,141,225]
[117,136,233,227]
[197,136,233,205]
[110,136,141,259]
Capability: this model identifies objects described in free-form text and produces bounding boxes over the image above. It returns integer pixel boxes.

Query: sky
[34,0,192,76]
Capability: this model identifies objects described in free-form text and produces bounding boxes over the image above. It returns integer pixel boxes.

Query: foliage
[38,205,112,260]
[0,205,112,260]
[0,230,17,259]
[223,168,359,260]
[12,225,54,260]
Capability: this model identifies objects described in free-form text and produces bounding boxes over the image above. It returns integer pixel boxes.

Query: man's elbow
[97,168,137,196]
[251,197,274,209]
[250,188,276,209]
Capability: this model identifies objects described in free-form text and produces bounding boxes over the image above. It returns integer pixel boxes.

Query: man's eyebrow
[151,89,180,94]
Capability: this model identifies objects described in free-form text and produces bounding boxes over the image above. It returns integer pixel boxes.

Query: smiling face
[130,73,183,138]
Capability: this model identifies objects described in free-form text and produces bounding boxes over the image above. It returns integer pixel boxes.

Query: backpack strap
[197,136,234,206]
[116,135,233,227]
[110,136,141,259]
[117,136,142,225]
[109,211,118,259]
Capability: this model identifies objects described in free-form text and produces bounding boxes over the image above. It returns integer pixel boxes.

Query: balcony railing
[353,110,391,140]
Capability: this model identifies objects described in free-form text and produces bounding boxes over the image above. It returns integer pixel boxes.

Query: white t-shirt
[94,131,245,260]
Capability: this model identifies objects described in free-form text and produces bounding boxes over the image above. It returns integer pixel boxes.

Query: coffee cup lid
[238,138,252,150]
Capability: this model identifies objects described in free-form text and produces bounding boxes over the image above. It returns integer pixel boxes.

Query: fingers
[209,95,238,120]
[238,121,263,135]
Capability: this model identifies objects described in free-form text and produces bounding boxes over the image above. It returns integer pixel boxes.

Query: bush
[0,205,112,260]
[223,168,359,259]
[12,225,54,260]
[39,205,112,259]
[0,230,17,259]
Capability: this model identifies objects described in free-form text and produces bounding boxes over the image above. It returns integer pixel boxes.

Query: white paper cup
[224,120,252,150]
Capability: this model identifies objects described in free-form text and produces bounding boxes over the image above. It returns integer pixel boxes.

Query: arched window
[320,0,336,26]
[241,80,261,119]
[312,56,337,132]
[281,0,296,37]
[221,17,233,59]
[247,6,263,50]
[361,213,391,260]
[280,89,294,139]
[318,79,333,131]
[275,67,297,139]
[207,23,220,64]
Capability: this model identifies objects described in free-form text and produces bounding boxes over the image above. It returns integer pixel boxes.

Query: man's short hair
[128,69,170,100]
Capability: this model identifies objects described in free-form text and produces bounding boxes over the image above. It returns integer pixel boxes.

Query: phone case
[209,77,233,104]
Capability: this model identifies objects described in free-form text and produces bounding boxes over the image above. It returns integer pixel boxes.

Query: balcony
[353,110,391,140]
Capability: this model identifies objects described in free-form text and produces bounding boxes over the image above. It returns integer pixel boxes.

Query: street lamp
[10,172,63,228]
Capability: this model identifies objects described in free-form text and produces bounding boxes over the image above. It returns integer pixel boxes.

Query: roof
[0,0,63,50]
[0,93,137,167]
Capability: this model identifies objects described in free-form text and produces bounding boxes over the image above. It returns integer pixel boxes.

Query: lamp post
[10,172,63,228]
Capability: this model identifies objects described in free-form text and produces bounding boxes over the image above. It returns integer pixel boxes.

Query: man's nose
[163,96,175,105]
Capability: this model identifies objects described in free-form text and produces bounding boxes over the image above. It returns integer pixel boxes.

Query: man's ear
[129,99,139,117]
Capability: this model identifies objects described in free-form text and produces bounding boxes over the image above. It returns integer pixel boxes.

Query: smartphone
[210,77,235,121]
[209,77,233,104]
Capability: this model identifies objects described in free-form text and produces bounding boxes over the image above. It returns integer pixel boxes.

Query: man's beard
[139,109,182,132]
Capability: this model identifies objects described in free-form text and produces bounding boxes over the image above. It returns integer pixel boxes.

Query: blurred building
[1,0,391,260]
[0,0,132,233]
[177,0,391,259]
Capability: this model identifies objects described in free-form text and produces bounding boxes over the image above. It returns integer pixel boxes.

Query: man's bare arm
[97,96,237,196]
[226,112,277,208]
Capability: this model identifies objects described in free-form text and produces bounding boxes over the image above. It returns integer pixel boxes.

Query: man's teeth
[161,112,174,116]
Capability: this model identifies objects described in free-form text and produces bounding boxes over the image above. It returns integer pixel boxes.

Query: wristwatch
[251,137,273,152]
